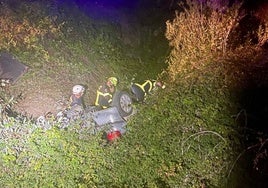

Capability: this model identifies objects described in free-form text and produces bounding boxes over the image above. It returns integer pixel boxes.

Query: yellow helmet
[108,77,118,86]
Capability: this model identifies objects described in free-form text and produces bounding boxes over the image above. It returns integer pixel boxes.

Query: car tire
[111,91,133,117]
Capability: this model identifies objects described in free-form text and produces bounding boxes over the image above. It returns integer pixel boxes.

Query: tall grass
[165,0,268,82]
[162,0,268,187]
[0,1,61,52]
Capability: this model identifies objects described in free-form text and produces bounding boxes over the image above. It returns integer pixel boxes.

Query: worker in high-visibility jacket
[95,77,118,108]
[130,80,165,102]
[67,84,85,119]
[70,85,85,108]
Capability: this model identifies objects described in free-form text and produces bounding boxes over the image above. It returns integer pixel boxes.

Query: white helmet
[72,85,85,94]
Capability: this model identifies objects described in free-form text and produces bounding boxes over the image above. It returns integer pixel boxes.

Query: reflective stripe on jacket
[136,80,156,95]
[94,89,113,108]
[131,80,157,102]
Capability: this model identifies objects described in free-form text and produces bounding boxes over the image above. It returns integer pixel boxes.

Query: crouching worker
[131,79,165,102]
[95,77,118,109]
[67,84,85,120]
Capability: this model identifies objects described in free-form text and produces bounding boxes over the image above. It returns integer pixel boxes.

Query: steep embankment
[2,0,170,118]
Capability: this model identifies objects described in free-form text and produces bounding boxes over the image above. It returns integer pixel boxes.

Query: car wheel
[111,91,133,117]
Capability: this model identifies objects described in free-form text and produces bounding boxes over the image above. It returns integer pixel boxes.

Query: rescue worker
[70,84,85,107]
[131,79,165,102]
[67,84,85,119]
[95,77,118,109]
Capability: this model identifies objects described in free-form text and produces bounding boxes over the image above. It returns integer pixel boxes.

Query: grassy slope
[97,67,242,187]
[4,1,168,117]
[0,1,245,187]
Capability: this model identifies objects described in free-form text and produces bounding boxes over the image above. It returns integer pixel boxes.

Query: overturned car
[37,90,134,142]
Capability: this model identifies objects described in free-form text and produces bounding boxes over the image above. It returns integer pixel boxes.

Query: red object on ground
[107,131,121,142]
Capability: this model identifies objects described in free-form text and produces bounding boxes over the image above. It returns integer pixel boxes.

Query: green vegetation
[1,0,268,187]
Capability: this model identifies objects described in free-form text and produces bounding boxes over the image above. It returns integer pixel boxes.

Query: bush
[163,0,268,187]
[165,0,268,81]
[0,1,61,51]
